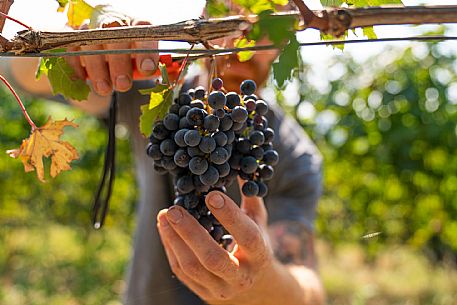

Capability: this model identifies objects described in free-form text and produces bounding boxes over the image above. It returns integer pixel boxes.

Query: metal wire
[0,35,456,59]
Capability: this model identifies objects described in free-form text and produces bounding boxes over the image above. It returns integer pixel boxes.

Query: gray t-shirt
[117,81,323,305]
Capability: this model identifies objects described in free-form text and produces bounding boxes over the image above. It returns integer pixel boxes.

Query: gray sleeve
[264,103,323,232]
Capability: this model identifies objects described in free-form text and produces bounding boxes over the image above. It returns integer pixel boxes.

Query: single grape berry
[174,128,189,147]
[151,122,169,140]
[257,181,268,197]
[178,93,192,106]
[186,108,206,126]
[204,114,220,132]
[263,150,279,166]
[199,216,214,232]
[249,130,265,146]
[176,176,195,194]
[231,106,248,123]
[178,105,191,117]
[146,144,162,160]
[263,128,275,143]
[236,139,251,154]
[190,100,205,109]
[210,147,229,165]
[219,114,234,131]
[245,99,256,112]
[226,92,241,109]
[213,131,228,147]
[240,156,258,174]
[187,146,205,157]
[240,79,257,95]
[199,136,217,154]
[208,91,226,110]
[169,103,180,114]
[215,162,231,178]
[255,100,269,116]
[251,146,264,160]
[259,164,274,180]
[163,113,180,131]
[161,157,177,170]
[200,166,220,186]
[242,180,259,197]
[212,78,224,90]
[211,225,224,242]
[213,108,225,118]
[160,139,177,156]
[184,193,200,209]
[194,86,206,99]
[174,149,191,167]
[184,130,202,147]
[189,157,209,175]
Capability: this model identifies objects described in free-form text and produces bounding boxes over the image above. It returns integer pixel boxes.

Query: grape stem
[174,43,195,87]
[0,11,32,30]
[0,74,37,130]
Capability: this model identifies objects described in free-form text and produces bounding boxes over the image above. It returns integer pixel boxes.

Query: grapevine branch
[1,6,457,53]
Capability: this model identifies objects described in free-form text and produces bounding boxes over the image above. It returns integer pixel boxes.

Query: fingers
[163,206,241,280]
[104,42,133,92]
[205,191,268,259]
[157,210,217,298]
[80,44,112,96]
[131,20,159,76]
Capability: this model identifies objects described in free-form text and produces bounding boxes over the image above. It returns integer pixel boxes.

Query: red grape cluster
[146,78,278,242]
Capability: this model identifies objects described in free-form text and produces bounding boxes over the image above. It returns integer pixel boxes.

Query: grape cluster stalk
[146,78,279,243]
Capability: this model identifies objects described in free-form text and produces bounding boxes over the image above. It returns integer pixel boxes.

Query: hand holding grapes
[157,189,283,304]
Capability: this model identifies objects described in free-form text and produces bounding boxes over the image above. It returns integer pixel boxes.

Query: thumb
[238,178,268,228]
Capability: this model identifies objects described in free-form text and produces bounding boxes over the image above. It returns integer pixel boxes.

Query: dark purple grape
[226,92,241,109]
[212,78,223,90]
[240,156,258,174]
[236,139,251,154]
[225,130,235,144]
[187,146,205,158]
[153,164,168,175]
[245,99,256,112]
[186,108,206,126]
[184,130,202,147]
[251,146,264,160]
[257,181,268,197]
[151,122,169,140]
[204,114,220,132]
[249,130,265,146]
[169,103,180,114]
[211,225,224,241]
[174,149,191,167]
[200,166,219,186]
[184,193,200,209]
[240,79,256,95]
[221,235,234,249]
[228,152,242,170]
[199,216,214,232]
[189,209,200,220]
[163,113,179,131]
[213,131,228,147]
[194,86,206,100]
[219,114,233,131]
[160,139,177,156]
[187,88,195,98]
[231,106,248,123]
[208,91,226,110]
[162,156,177,170]
[263,128,275,143]
[244,94,257,101]
[190,100,205,109]
[179,117,192,129]
[259,164,274,180]
[174,196,185,207]
[215,162,230,178]
[213,108,225,118]
[194,176,210,193]
[189,157,209,175]
[210,147,229,165]
[263,150,279,166]
[179,105,191,117]
[174,128,189,147]
[255,100,268,116]
[176,176,194,194]
[199,136,216,153]
[146,144,162,160]
[178,93,192,106]
[242,180,259,197]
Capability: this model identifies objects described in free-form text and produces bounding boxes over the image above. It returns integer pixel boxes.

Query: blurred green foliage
[280,42,457,259]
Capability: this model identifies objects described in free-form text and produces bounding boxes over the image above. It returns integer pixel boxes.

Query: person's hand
[66,20,159,96]
[157,187,280,304]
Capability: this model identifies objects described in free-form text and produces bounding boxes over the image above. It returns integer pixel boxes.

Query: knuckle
[244,229,264,249]
[204,252,227,273]
[181,259,201,276]
[237,275,254,291]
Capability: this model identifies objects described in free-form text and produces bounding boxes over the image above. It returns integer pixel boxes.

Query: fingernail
[167,207,183,224]
[115,75,131,91]
[208,193,225,209]
[159,214,169,227]
[96,79,111,94]
[141,58,156,71]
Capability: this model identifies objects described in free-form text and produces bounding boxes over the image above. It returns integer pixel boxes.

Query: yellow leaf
[149,90,166,110]
[234,37,256,62]
[67,0,94,28]
[7,118,79,182]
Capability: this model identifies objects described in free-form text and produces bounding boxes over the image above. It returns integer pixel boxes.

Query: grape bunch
[146,78,279,242]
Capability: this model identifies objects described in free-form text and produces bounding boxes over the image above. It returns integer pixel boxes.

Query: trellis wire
[0,36,456,59]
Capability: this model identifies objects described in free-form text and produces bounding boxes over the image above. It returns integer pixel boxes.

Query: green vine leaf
[273,36,299,88]
[248,11,295,46]
[206,0,229,17]
[234,37,256,62]
[36,55,90,101]
[321,0,402,7]
[139,84,173,136]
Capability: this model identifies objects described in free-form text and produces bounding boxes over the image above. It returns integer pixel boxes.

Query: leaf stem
[0,74,37,130]
[0,11,32,30]
[175,43,195,86]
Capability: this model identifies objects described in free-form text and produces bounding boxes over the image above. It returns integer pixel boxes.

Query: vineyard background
[1,38,457,304]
